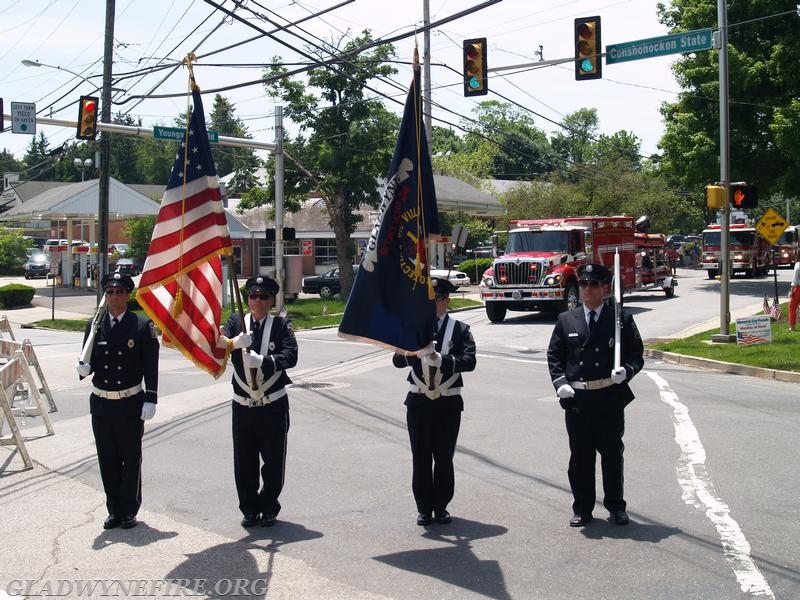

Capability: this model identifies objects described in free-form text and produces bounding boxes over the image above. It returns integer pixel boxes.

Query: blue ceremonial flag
[338,53,440,354]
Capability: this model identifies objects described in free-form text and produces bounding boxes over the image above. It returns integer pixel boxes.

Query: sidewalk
[0,297,388,600]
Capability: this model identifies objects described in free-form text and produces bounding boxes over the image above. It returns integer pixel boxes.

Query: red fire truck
[700,223,771,279]
[478,215,677,323]
[774,225,798,268]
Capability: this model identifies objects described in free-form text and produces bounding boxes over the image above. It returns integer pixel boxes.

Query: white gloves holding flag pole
[243,350,264,370]
[611,367,627,384]
[229,332,252,350]
[75,361,92,378]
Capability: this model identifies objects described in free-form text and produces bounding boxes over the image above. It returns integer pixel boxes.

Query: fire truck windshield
[703,231,755,246]
[506,230,570,254]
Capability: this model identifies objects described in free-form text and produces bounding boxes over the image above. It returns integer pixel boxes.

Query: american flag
[135,87,232,378]
[771,297,782,321]
[763,293,770,316]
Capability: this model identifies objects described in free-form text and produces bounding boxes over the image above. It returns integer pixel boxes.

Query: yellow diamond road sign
[755,208,789,246]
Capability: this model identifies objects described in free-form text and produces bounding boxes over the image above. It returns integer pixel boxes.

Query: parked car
[23,250,51,279]
[302,265,357,298]
[114,257,139,276]
[430,269,471,287]
[111,243,130,256]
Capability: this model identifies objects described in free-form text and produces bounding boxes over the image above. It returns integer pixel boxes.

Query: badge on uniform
[128,339,135,349]
[268,341,275,352]
[608,337,614,348]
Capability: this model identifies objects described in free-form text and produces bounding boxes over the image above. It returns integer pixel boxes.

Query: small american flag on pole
[771,297,782,321]
[763,293,770,316]
[135,84,232,378]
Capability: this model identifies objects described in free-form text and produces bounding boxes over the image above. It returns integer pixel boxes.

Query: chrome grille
[493,260,542,286]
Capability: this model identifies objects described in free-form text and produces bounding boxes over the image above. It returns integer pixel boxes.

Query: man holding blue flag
[393,277,476,526]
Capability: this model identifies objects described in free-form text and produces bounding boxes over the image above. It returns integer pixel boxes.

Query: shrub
[0,283,36,308]
[457,258,493,282]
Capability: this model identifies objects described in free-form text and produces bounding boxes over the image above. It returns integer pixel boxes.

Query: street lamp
[21,59,125,95]
[73,157,93,182]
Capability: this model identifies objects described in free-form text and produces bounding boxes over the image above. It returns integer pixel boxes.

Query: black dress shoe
[120,514,137,529]
[611,510,629,525]
[569,513,592,527]
[103,515,120,530]
[260,514,276,527]
[434,510,452,524]
[240,514,260,528]
[416,513,432,526]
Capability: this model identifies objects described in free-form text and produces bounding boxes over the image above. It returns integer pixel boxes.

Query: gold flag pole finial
[183,52,199,91]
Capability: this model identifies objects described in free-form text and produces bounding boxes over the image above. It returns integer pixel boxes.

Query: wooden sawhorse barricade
[0,352,55,469]
[0,316,57,469]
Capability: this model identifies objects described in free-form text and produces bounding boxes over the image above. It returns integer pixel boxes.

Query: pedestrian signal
[463,38,488,96]
[76,95,99,140]
[575,17,602,81]
[730,183,758,209]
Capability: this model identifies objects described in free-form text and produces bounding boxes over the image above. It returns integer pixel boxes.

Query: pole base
[710,333,736,343]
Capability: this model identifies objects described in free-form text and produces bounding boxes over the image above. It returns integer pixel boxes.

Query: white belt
[570,378,614,391]
[233,388,286,407]
[93,384,143,399]
[408,384,461,397]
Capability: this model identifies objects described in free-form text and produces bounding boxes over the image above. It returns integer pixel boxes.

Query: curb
[645,348,800,383]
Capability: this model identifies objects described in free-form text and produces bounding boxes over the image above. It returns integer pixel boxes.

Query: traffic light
[265,228,275,242]
[574,16,602,81]
[730,183,758,209]
[463,38,488,96]
[705,184,726,209]
[76,95,99,140]
[283,227,296,241]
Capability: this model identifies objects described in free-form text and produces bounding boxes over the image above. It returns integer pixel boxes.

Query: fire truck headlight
[543,274,562,286]
[733,253,743,261]
[481,275,495,287]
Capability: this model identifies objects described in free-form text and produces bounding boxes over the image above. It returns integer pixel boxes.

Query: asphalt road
[1,266,798,599]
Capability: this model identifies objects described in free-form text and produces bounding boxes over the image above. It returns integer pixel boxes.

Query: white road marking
[646,371,775,599]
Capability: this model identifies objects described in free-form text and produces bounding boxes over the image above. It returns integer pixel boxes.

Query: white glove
[230,332,252,350]
[422,351,442,369]
[556,384,575,399]
[141,402,156,421]
[611,367,627,384]
[76,361,92,378]
[243,350,264,370]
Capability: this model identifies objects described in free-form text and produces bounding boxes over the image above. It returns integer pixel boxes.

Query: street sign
[606,28,713,64]
[10,101,36,134]
[755,207,789,246]
[153,125,218,143]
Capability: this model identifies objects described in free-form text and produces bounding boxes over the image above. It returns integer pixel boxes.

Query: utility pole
[711,0,734,343]
[274,106,285,312]
[423,0,432,147]
[97,0,115,301]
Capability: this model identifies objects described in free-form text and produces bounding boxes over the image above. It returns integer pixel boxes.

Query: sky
[0,0,688,170]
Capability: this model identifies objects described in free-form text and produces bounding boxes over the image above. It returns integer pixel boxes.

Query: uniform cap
[432,277,456,296]
[245,275,279,296]
[577,263,611,284]
[101,272,135,291]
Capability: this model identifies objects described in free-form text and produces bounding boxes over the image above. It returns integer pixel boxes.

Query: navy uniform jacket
[83,312,159,417]
[223,312,298,413]
[392,315,477,410]
[547,304,644,414]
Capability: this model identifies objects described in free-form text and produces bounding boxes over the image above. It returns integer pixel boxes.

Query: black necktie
[588,310,597,333]
[251,320,261,349]
[111,317,119,328]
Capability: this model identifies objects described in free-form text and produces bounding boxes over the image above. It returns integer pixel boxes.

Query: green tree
[0,149,22,177]
[259,30,399,298]
[550,108,600,180]
[0,229,30,271]
[657,0,800,202]
[21,132,51,181]
[463,101,552,180]
[122,216,156,263]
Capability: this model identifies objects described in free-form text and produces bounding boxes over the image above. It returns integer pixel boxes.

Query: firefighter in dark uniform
[546,263,644,528]
[76,272,159,530]
[392,278,477,526]
[221,276,298,528]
